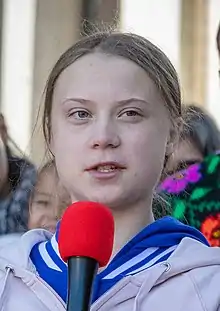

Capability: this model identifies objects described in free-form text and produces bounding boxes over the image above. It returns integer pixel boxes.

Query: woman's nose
[90,123,121,150]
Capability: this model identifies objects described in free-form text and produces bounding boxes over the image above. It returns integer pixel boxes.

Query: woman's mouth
[95,164,121,172]
[86,162,126,180]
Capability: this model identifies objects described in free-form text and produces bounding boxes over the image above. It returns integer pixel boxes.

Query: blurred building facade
[0,0,219,165]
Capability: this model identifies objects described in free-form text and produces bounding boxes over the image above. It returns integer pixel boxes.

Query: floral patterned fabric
[159,154,220,246]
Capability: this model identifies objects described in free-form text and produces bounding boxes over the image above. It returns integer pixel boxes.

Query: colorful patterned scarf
[159,154,220,246]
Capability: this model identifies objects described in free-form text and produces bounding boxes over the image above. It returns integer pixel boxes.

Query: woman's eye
[70,110,91,119]
[119,110,142,119]
[124,111,139,117]
[34,200,49,208]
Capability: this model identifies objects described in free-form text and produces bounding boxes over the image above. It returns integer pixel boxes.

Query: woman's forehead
[53,53,165,110]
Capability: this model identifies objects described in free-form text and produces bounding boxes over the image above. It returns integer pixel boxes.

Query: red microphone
[58,201,114,311]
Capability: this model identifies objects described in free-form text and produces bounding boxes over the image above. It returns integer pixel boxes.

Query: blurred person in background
[28,160,71,233]
[158,22,220,244]
[164,104,220,177]
[0,113,36,246]
[159,105,220,246]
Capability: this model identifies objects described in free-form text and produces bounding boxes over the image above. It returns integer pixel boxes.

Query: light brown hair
[43,31,182,148]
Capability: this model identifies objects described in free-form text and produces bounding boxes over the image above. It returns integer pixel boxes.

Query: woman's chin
[72,184,134,209]
[84,192,128,210]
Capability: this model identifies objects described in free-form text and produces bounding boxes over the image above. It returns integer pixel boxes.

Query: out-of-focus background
[0,0,219,165]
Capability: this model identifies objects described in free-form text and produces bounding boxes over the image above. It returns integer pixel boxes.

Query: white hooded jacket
[0,229,220,311]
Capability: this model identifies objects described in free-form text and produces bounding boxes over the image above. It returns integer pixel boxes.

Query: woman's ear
[166,118,182,156]
[165,141,174,157]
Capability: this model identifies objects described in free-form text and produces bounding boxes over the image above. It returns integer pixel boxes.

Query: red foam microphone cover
[58,201,114,267]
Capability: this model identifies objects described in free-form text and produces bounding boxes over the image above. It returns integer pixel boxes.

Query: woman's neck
[110,198,154,261]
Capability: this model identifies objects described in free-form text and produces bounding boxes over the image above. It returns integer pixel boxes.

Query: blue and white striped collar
[30,216,209,303]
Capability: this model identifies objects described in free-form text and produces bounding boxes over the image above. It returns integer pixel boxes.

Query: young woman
[29,160,71,233]
[158,105,220,246]
[0,113,36,245]
[164,104,220,176]
[0,31,220,311]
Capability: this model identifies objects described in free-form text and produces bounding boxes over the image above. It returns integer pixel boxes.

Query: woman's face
[165,138,203,176]
[50,53,172,210]
[29,166,70,232]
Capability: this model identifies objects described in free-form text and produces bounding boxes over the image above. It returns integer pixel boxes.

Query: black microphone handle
[67,257,98,311]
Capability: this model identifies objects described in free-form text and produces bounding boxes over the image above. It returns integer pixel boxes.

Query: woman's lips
[85,162,126,180]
